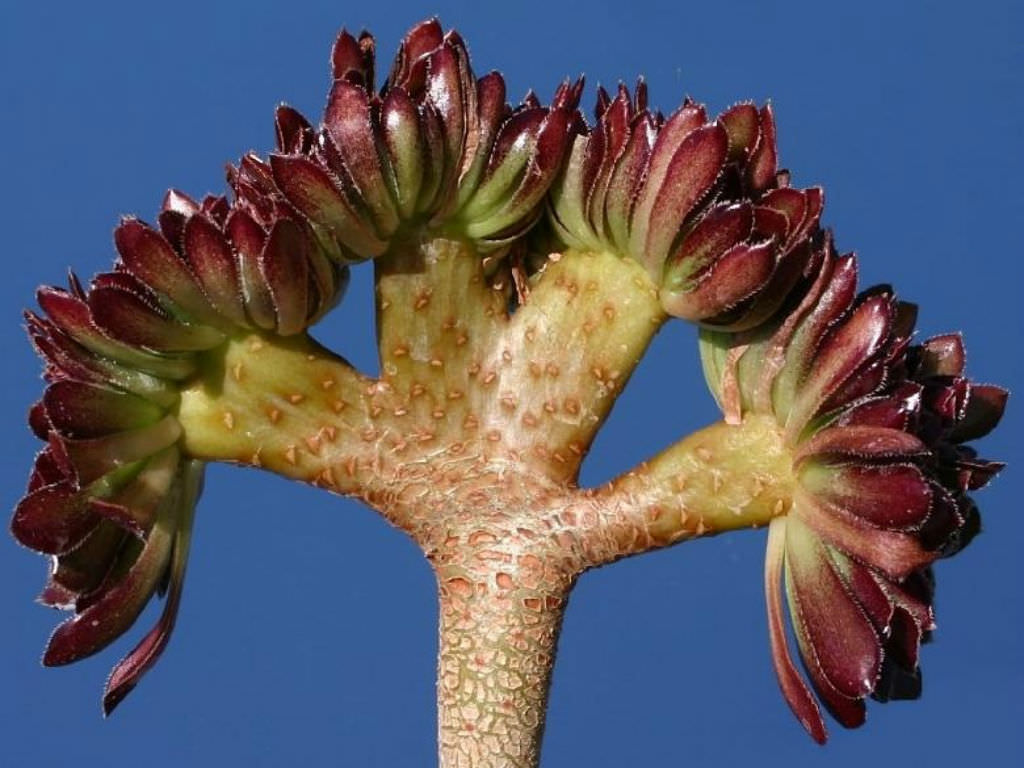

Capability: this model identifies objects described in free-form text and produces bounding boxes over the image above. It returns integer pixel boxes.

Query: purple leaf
[387,19,443,90]
[12,481,96,555]
[269,154,386,259]
[799,462,933,530]
[795,425,927,465]
[324,80,399,236]
[90,447,180,537]
[43,381,164,439]
[455,72,508,207]
[44,521,127,599]
[771,258,865,428]
[764,518,827,744]
[37,288,195,380]
[787,293,893,435]
[666,203,754,283]
[746,104,777,192]
[161,189,199,216]
[950,384,1008,442]
[661,238,777,323]
[61,415,182,486]
[43,503,175,666]
[836,383,923,431]
[826,547,894,632]
[604,113,656,253]
[784,515,881,700]
[628,103,709,258]
[114,219,221,327]
[103,461,200,714]
[424,44,467,201]
[226,210,277,330]
[718,102,759,161]
[637,123,728,272]
[795,491,935,579]
[89,283,224,353]
[274,104,313,155]
[915,334,965,377]
[259,219,310,336]
[380,87,425,219]
[331,29,375,85]
[183,213,248,326]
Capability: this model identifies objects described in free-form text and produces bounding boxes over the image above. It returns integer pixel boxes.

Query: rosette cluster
[269,19,581,257]
[700,251,1006,741]
[549,84,823,331]
[15,153,350,711]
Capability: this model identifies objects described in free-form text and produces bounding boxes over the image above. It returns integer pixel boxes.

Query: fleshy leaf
[114,219,220,327]
[61,415,182,486]
[636,123,728,273]
[43,381,165,439]
[784,515,881,700]
[183,213,248,326]
[269,154,387,259]
[259,219,310,336]
[950,385,1008,442]
[103,460,201,714]
[795,491,935,579]
[42,498,175,666]
[89,283,225,354]
[765,518,827,744]
[12,482,96,555]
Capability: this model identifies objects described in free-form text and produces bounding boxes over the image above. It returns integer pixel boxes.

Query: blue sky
[1,1,1020,766]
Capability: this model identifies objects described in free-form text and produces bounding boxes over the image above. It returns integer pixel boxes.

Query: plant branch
[375,237,509,421]
[577,415,795,566]
[175,332,388,496]
[481,249,666,484]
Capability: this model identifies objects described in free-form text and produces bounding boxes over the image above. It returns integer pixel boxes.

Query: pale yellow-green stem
[375,238,508,427]
[373,242,667,485]
[176,332,384,496]
[478,250,666,484]
[172,241,797,768]
[578,415,795,565]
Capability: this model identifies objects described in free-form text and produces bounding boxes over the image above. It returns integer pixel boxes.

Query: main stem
[437,579,566,768]
[434,532,573,768]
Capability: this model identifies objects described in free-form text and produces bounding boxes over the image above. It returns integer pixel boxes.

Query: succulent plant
[11,17,1006,768]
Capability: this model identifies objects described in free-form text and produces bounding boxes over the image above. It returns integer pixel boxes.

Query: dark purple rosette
[700,250,1006,741]
[549,84,823,331]
[268,19,581,258]
[16,144,349,711]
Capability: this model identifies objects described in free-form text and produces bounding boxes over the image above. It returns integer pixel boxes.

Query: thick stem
[435,551,571,768]
[375,237,507,424]
[480,250,666,484]
[177,245,667,498]
[578,415,794,565]
[175,332,385,495]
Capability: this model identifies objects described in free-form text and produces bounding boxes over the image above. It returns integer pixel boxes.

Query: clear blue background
[1,1,1020,765]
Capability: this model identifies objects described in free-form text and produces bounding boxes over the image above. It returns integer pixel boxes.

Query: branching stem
[173,240,795,767]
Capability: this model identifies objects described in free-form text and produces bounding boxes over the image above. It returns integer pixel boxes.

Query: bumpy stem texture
[434,524,573,768]
[437,577,565,768]
[172,241,797,767]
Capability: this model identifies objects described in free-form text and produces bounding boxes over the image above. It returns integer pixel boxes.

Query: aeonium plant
[11,18,1005,768]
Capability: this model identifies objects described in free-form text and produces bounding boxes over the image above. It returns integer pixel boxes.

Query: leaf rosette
[700,250,1006,741]
[269,19,581,259]
[549,82,823,330]
[15,145,350,712]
